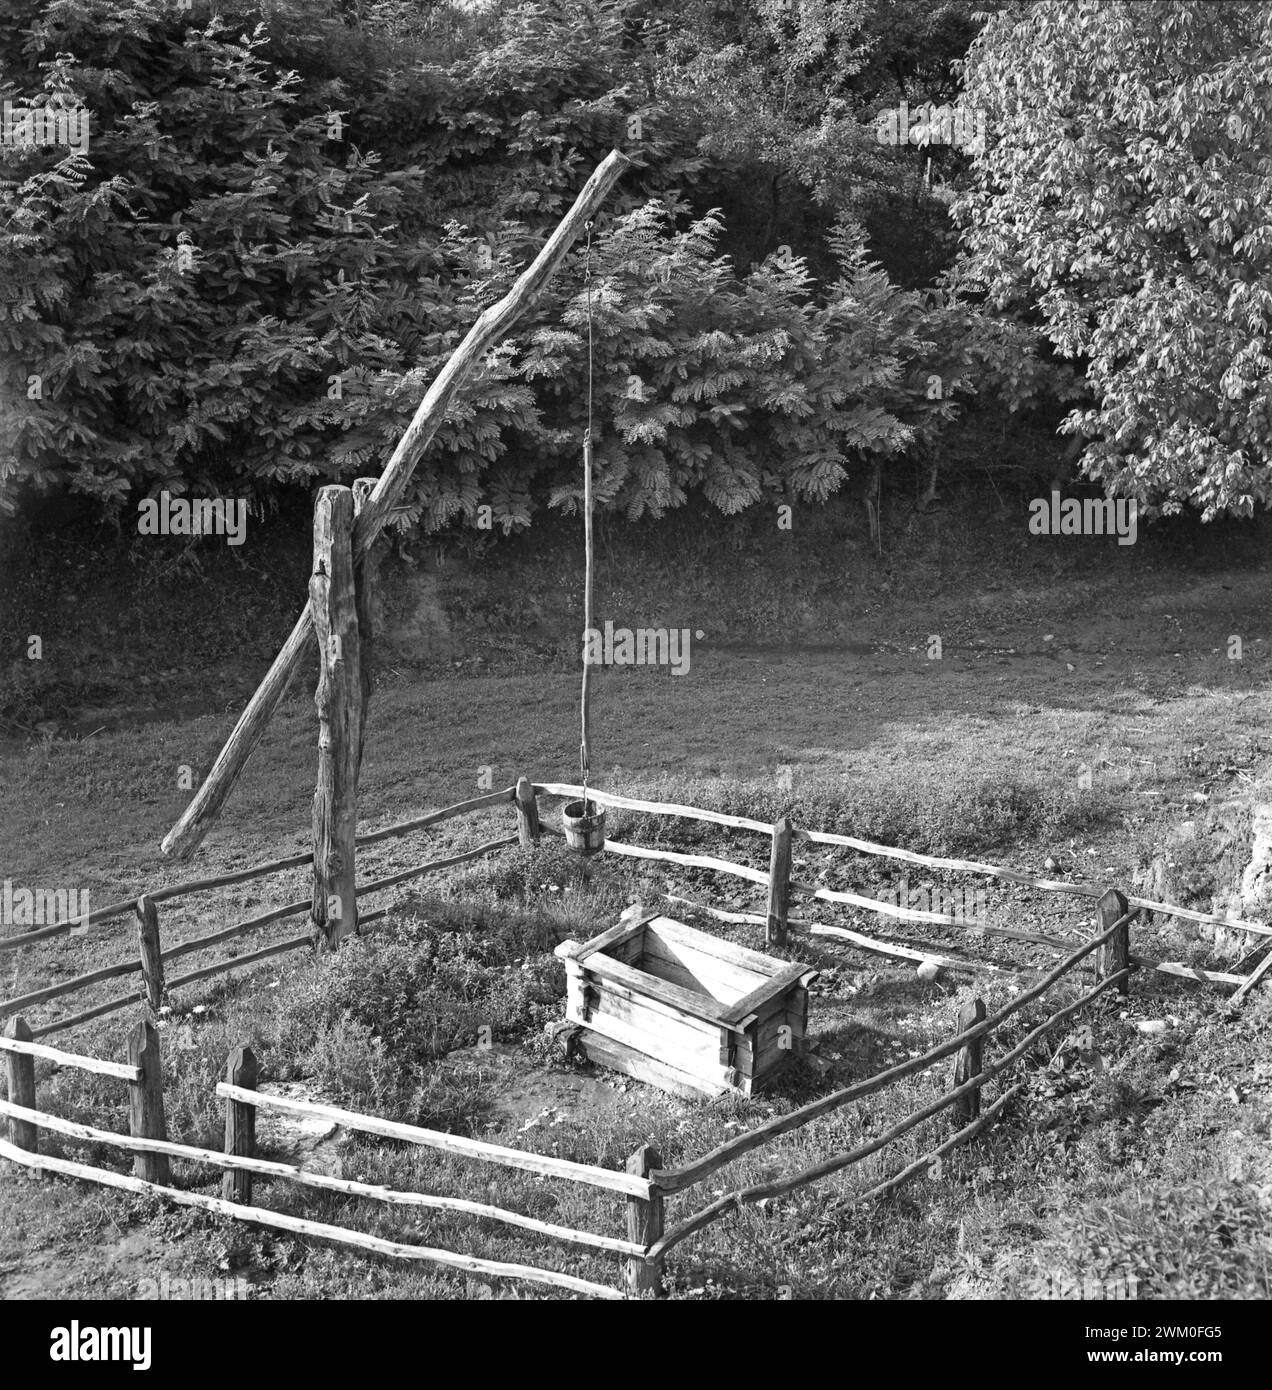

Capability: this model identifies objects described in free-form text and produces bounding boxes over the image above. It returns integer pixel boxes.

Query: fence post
[1095,888,1131,996]
[134,894,165,1012]
[222,1044,258,1204]
[128,1020,170,1184]
[310,485,363,953]
[3,1016,38,1155]
[766,816,793,949]
[623,1144,665,1299]
[951,997,986,1127]
[515,775,541,848]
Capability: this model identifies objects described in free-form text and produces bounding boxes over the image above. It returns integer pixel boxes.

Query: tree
[954,0,1272,519]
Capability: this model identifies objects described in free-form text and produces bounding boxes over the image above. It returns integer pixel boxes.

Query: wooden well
[554,912,817,1100]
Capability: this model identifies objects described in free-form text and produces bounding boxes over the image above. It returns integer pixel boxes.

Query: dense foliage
[955,0,1272,519]
[11,0,1269,528]
[0,0,999,530]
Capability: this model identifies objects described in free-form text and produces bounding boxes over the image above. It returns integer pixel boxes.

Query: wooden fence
[0,784,528,1038]
[0,904,1136,1298]
[3,777,1269,1296]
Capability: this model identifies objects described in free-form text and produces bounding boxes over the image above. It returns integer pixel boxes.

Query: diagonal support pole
[161,150,631,859]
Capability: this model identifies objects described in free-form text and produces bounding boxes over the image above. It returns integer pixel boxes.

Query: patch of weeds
[272,914,564,1117]
[1004,1178,1272,1300]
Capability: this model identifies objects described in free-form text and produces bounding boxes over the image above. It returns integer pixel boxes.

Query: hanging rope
[580,222,596,812]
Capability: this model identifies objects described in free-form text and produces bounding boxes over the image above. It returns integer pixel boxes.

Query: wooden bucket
[562,799,606,855]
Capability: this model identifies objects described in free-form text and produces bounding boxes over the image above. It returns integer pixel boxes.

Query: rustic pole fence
[127,1020,169,1184]
[951,998,986,1127]
[1095,888,1131,995]
[311,486,363,953]
[624,1143,665,1298]
[3,1016,37,1154]
[223,1044,257,1204]
[515,775,541,848]
[134,895,165,1011]
[766,816,793,949]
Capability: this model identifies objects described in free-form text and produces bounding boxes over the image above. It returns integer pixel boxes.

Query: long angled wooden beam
[162,150,631,860]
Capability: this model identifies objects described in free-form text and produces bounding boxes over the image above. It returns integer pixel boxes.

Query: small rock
[916,960,941,982]
[1137,1019,1169,1034]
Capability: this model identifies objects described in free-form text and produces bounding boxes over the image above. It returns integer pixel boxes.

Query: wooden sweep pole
[161,150,631,860]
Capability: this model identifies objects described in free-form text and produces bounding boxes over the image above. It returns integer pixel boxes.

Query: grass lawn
[2,501,1271,1300]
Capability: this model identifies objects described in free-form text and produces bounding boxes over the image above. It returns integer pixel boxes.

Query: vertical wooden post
[766,817,793,949]
[623,1144,665,1299]
[3,1016,38,1154]
[351,478,384,771]
[222,1044,258,1204]
[515,775,541,848]
[128,1020,170,1184]
[134,895,165,1012]
[1095,888,1131,996]
[311,486,363,952]
[951,997,986,1127]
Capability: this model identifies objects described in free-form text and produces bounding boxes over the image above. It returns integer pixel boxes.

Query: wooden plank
[355,836,519,895]
[353,788,518,847]
[310,486,364,951]
[0,1032,142,1081]
[652,911,1137,1194]
[718,961,816,1027]
[586,984,722,1059]
[534,783,771,836]
[802,922,994,974]
[0,1136,623,1299]
[585,993,721,1078]
[631,942,720,1000]
[28,992,141,1040]
[575,1030,730,1102]
[565,963,729,1044]
[579,953,736,1028]
[1139,959,1247,987]
[215,1083,652,1198]
[160,150,631,862]
[161,900,312,965]
[0,1099,643,1258]
[165,934,313,992]
[564,913,658,965]
[640,929,769,1000]
[0,956,141,1017]
[601,840,770,887]
[580,1005,717,1082]
[645,915,789,976]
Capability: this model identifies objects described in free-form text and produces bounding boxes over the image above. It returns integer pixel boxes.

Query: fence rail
[4,774,1270,1297]
[536,782,1272,941]
[0,1025,646,1299]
